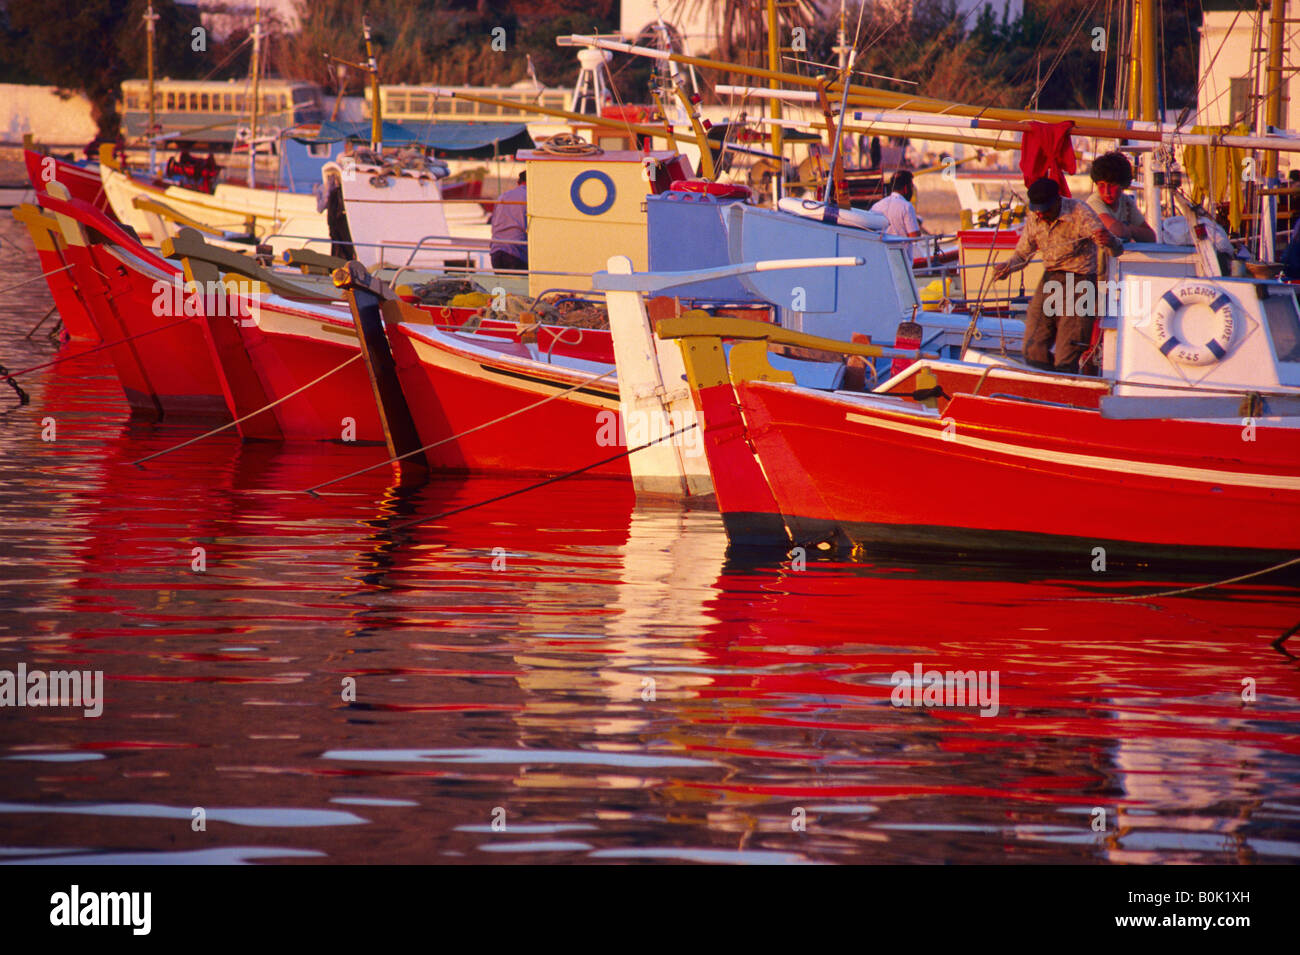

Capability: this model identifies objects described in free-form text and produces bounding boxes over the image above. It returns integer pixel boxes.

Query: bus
[367,82,572,141]
[120,78,325,148]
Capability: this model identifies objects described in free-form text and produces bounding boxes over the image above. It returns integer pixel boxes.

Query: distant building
[619,0,1024,54]
[179,0,301,41]
[1197,0,1297,135]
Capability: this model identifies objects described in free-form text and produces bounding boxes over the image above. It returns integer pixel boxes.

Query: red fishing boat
[23,149,115,220]
[593,240,1300,566]
[11,202,101,341]
[335,264,630,478]
[38,185,230,418]
[654,265,1300,566]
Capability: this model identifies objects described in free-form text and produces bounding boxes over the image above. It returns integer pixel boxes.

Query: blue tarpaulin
[288,120,532,155]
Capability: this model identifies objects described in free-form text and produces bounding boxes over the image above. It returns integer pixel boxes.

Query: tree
[0,0,201,138]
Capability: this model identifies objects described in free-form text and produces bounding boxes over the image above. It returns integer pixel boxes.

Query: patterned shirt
[1005,197,1121,275]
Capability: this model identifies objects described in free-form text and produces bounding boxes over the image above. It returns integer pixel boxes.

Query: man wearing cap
[993,177,1123,374]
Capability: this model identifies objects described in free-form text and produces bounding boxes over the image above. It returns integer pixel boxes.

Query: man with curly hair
[1087,151,1157,243]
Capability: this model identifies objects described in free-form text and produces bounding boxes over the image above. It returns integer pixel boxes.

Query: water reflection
[1,216,1299,864]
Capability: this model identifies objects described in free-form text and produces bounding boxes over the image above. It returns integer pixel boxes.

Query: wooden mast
[247,0,261,188]
[766,0,783,192]
[363,15,382,150]
[1138,0,1158,122]
[1136,0,1161,234]
[144,0,159,173]
[1261,0,1287,259]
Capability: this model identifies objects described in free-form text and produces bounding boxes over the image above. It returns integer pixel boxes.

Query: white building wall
[0,84,97,147]
[1198,1,1298,133]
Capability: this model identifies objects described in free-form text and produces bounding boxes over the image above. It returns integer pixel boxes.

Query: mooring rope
[303,365,617,495]
[129,353,364,468]
[1,313,200,382]
[1067,554,1300,603]
[384,422,698,534]
[0,263,74,298]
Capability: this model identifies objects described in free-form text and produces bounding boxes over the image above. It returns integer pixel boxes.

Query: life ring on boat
[570,170,616,216]
[777,196,887,232]
[1150,281,1237,365]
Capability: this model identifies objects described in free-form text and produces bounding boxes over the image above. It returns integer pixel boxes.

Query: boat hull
[231,299,385,443]
[23,151,114,218]
[389,322,627,477]
[733,379,1300,565]
[11,203,100,341]
[38,191,229,418]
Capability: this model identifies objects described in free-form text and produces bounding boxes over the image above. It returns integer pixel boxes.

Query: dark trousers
[490,250,527,272]
[1025,270,1098,374]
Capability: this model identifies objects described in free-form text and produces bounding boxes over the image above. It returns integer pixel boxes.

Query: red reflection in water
[2,246,1299,863]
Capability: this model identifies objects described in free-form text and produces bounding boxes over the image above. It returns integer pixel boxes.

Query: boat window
[190,93,200,111]
[292,87,315,105]
[408,94,430,113]
[387,93,407,113]
[165,92,176,110]
[234,94,245,112]
[199,93,209,110]
[125,92,139,110]
[542,93,566,110]
[307,142,331,158]
[1263,291,1300,363]
[223,93,233,112]
[454,99,474,115]
[479,102,501,116]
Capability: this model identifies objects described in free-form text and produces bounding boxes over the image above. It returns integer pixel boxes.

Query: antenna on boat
[651,0,698,98]
[833,0,849,73]
[821,1,865,208]
[325,18,383,149]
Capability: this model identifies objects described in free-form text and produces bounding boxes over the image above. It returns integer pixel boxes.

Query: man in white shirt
[871,170,923,261]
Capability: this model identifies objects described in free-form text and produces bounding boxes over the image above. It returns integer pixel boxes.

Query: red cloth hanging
[1020,120,1076,197]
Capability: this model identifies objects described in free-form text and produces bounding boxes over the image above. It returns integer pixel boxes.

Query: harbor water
[1,214,1298,864]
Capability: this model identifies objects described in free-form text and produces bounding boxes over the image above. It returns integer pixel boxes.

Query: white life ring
[1150,282,1237,366]
[777,197,887,232]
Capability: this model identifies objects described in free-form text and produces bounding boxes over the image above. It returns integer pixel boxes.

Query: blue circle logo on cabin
[570,171,616,216]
